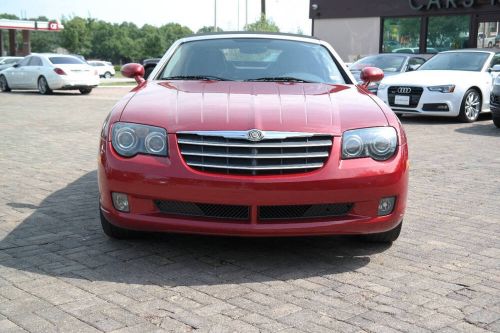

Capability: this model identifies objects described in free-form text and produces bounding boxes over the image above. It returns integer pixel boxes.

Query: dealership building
[310,0,500,61]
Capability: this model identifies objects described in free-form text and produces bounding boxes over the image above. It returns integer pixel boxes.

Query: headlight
[427,85,455,93]
[342,127,398,161]
[112,122,167,157]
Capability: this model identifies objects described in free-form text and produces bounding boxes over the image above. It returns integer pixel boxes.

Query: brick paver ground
[0,87,499,333]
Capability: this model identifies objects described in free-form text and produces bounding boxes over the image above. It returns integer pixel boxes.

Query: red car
[98,33,409,242]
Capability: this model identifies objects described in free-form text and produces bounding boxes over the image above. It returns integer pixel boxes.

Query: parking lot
[0,87,499,332]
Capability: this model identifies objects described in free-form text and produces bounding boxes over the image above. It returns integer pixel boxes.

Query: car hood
[381,70,484,86]
[119,81,389,135]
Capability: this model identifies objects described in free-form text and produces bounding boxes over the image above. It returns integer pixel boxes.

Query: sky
[1,0,312,34]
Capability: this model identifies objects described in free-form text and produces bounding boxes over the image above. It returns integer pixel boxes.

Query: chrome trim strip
[177,130,328,140]
[178,138,333,148]
[186,162,324,171]
[180,151,329,159]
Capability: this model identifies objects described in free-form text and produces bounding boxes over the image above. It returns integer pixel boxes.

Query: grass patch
[99,81,136,87]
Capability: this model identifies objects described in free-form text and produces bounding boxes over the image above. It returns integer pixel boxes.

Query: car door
[7,56,31,88]
[22,56,43,88]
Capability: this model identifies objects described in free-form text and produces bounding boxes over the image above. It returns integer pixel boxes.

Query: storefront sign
[409,0,500,10]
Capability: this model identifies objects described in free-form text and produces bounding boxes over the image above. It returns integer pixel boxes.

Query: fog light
[112,192,129,212]
[378,197,396,216]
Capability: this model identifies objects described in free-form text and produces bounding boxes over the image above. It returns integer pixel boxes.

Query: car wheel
[458,89,481,123]
[488,41,493,48]
[493,117,500,128]
[361,222,402,243]
[79,88,93,95]
[100,209,133,239]
[38,76,52,95]
[104,72,111,79]
[0,75,11,92]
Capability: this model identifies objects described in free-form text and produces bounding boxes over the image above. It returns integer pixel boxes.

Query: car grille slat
[388,86,424,108]
[177,132,332,175]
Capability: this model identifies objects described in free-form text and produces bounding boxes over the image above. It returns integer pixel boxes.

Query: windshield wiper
[163,75,229,81]
[245,77,315,83]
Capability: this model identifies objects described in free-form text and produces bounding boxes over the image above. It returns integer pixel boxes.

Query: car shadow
[455,123,500,137]
[5,90,84,96]
[0,171,389,287]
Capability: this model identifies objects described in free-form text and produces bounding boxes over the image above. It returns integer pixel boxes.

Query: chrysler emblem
[247,129,264,141]
[397,87,412,94]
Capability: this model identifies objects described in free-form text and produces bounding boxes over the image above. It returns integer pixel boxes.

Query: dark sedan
[349,54,431,93]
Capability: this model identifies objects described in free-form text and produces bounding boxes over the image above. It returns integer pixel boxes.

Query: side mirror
[490,64,500,73]
[121,63,145,84]
[360,67,384,88]
[13,63,19,68]
[407,64,421,72]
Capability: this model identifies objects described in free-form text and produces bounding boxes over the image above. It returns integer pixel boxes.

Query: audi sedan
[0,53,99,95]
[377,50,500,122]
[98,33,409,243]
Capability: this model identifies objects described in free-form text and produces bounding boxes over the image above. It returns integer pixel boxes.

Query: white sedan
[377,50,500,122]
[88,60,116,79]
[0,53,100,95]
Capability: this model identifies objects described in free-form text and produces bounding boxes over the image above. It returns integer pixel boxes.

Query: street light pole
[261,0,266,18]
[214,0,217,31]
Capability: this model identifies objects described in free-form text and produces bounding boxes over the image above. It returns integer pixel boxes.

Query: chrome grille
[177,131,333,175]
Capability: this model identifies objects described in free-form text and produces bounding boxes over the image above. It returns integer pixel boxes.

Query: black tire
[104,72,112,79]
[79,88,93,95]
[38,76,52,95]
[0,75,11,92]
[458,89,481,123]
[361,222,402,243]
[493,117,500,128]
[100,209,133,239]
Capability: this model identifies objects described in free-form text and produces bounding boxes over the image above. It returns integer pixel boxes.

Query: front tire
[100,210,133,239]
[458,89,481,123]
[79,88,93,95]
[493,117,500,128]
[361,222,402,243]
[104,72,112,79]
[38,76,52,95]
[0,75,11,92]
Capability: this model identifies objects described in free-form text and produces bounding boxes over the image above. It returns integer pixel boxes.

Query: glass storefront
[427,16,470,53]
[382,18,421,53]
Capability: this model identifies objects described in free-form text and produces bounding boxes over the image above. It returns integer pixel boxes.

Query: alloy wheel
[464,91,480,121]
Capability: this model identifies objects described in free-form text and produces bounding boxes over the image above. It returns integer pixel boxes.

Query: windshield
[49,57,86,65]
[160,38,347,84]
[418,52,489,71]
[350,55,406,72]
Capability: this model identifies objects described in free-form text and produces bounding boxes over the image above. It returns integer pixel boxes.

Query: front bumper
[98,135,409,237]
[378,87,463,117]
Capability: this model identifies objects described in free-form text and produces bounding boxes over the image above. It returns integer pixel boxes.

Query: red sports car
[98,33,409,242]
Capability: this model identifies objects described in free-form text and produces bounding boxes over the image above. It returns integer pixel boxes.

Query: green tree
[196,26,223,34]
[60,17,92,56]
[244,15,279,32]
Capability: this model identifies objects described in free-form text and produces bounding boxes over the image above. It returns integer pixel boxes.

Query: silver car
[0,57,23,71]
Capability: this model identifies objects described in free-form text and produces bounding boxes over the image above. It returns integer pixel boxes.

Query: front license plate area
[394,95,410,106]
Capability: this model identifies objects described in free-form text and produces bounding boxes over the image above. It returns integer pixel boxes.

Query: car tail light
[53,68,66,75]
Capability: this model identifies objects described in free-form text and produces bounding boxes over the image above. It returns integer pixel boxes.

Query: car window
[5,58,21,64]
[160,38,347,84]
[28,57,43,66]
[17,57,31,67]
[49,56,85,65]
[350,55,406,72]
[418,52,490,71]
[490,54,500,68]
[409,57,426,66]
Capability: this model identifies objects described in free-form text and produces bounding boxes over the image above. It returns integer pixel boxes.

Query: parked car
[377,49,500,122]
[477,33,496,48]
[0,56,23,71]
[88,60,115,78]
[491,67,500,128]
[349,54,431,93]
[143,58,160,79]
[0,53,100,95]
[98,33,409,243]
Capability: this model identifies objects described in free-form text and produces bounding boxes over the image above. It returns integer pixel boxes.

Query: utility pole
[261,0,266,18]
[245,0,248,26]
[214,0,217,31]
[237,0,240,30]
